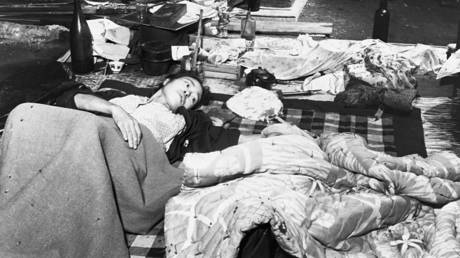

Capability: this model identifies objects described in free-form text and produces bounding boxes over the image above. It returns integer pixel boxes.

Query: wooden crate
[202,63,241,80]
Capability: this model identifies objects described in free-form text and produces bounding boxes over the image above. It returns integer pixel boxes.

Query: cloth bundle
[334,78,418,113]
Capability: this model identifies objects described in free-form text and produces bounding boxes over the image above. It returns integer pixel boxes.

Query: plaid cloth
[204,97,397,155]
[127,221,165,258]
[230,107,396,155]
[127,99,401,258]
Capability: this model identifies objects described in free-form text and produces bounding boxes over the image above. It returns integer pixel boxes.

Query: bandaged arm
[182,141,263,187]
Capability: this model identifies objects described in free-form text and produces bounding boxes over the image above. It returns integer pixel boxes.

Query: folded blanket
[321,133,460,204]
[0,103,183,257]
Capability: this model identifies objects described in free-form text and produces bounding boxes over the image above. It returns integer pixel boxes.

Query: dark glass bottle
[372,0,390,42]
[70,0,94,74]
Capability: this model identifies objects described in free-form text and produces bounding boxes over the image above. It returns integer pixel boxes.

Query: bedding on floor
[164,132,460,258]
[161,96,449,258]
[0,89,456,258]
[127,95,442,258]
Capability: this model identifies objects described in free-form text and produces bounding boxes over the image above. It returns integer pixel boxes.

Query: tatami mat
[414,96,460,156]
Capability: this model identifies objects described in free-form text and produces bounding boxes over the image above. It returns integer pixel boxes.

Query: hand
[111,105,141,149]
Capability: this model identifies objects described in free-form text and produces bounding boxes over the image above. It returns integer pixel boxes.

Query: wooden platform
[230,0,309,22]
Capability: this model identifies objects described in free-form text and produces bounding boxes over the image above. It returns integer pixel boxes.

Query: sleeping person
[69,71,204,151]
[0,70,293,258]
[0,71,253,258]
[55,71,243,163]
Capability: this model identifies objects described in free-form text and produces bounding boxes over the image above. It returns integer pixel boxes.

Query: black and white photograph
[1,0,460,257]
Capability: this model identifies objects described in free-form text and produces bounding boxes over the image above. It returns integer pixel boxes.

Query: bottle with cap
[70,0,94,74]
[372,0,390,42]
[241,10,256,50]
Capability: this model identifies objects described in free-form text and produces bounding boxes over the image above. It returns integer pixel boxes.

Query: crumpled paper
[87,18,130,46]
[58,18,130,62]
[87,18,130,60]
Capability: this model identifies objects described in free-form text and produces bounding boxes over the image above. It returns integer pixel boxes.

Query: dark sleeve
[100,80,156,97]
[54,82,136,110]
[54,86,94,109]
[166,108,241,163]
[187,109,240,152]
[207,125,240,151]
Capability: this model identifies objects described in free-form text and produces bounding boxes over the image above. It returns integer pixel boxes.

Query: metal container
[140,40,172,76]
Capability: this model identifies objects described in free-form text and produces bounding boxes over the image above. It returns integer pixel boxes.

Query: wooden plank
[230,0,308,22]
[203,70,239,80]
[202,63,241,80]
[227,19,333,36]
[202,63,240,73]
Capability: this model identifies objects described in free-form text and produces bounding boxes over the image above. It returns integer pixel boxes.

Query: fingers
[116,118,141,149]
[120,124,129,142]
[125,120,141,149]
[134,122,141,146]
[111,107,142,149]
[127,125,136,149]
[118,123,134,149]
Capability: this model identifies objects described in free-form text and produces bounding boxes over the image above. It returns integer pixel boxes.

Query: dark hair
[165,70,203,85]
[163,71,210,109]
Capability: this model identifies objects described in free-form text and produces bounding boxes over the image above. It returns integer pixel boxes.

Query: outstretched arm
[74,93,141,149]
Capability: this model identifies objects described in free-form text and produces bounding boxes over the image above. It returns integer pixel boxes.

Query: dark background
[300,0,460,45]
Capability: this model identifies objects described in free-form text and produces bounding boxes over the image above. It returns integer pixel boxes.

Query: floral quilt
[164,130,460,258]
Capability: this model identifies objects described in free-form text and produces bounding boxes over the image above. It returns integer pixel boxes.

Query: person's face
[161,76,203,111]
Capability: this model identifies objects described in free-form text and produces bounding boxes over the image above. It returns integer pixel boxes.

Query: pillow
[226,86,283,121]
